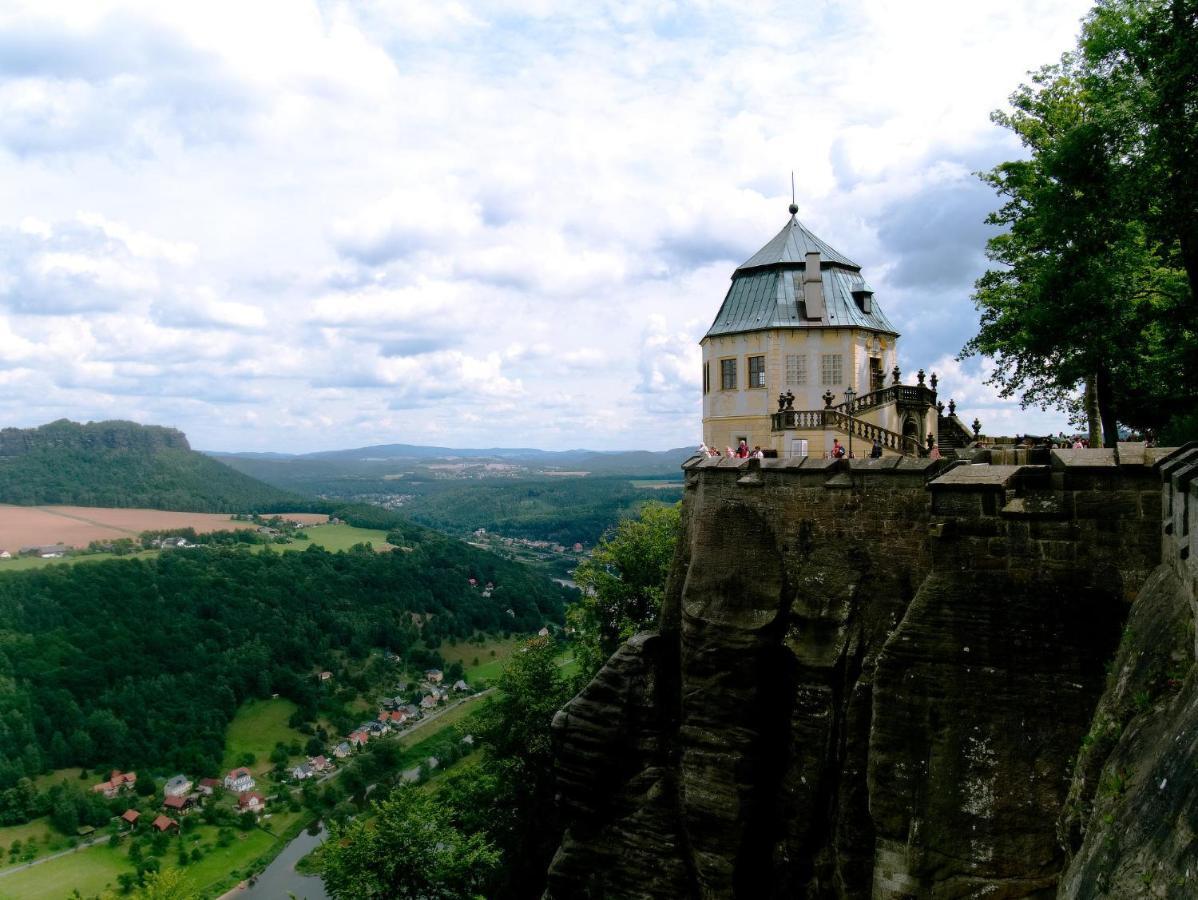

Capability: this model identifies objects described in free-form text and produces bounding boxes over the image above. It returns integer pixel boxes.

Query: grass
[399,698,485,746]
[0,818,58,865]
[439,635,526,685]
[30,768,90,793]
[279,524,393,553]
[183,808,309,898]
[0,842,127,900]
[221,698,305,775]
[417,750,481,794]
[0,810,313,900]
[0,550,160,572]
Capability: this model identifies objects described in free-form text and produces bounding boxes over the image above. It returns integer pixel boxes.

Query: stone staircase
[938,413,974,456]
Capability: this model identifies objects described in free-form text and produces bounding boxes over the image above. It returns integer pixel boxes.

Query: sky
[0,0,1097,452]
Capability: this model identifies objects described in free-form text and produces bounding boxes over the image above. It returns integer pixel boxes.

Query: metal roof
[704,213,896,339]
[704,262,898,338]
[736,214,860,271]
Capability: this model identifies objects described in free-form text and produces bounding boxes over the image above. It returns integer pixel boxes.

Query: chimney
[803,251,825,320]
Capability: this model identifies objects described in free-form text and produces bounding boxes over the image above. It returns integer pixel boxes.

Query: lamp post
[844,385,856,459]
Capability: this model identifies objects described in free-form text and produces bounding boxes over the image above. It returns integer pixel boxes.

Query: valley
[0,631,555,899]
[0,419,673,898]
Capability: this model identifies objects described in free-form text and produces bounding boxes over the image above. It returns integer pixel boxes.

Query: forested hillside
[0,529,567,804]
[0,419,304,511]
[403,477,683,544]
[216,450,686,545]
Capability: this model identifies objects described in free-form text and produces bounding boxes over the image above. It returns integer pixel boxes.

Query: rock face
[1056,445,1198,898]
[546,448,1178,899]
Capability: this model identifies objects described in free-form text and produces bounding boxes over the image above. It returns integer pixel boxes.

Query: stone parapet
[547,448,1182,900]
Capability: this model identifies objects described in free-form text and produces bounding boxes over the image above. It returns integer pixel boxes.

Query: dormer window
[852,284,874,314]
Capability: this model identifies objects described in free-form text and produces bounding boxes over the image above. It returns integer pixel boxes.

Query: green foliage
[219,448,685,546]
[321,786,499,899]
[964,3,1198,439]
[0,420,306,512]
[570,503,681,680]
[469,635,576,897]
[400,477,683,545]
[1082,0,1198,300]
[325,636,574,898]
[108,867,192,900]
[0,533,567,805]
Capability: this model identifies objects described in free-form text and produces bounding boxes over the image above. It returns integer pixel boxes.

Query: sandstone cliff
[546,446,1191,898]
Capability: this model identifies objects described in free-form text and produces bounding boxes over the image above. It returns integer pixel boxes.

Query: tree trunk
[1095,364,1119,449]
[1180,230,1198,305]
[1085,375,1103,447]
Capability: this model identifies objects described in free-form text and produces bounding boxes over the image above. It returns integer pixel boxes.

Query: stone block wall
[545,448,1175,900]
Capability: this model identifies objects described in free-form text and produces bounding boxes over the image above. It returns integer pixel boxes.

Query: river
[223,822,329,900]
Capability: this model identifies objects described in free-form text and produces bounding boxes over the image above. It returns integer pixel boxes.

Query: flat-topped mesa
[546,447,1176,899]
[701,207,952,460]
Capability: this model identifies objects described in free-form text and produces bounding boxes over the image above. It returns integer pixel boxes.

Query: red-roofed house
[120,809,139,827]
[163,795,190,812]
[224,767,255,793]
[92,770,137,799]
[348,730,369,748]
[237,791,266,814]
[310,755,330,772]
[151,815,178,833]
[198,778,220,795]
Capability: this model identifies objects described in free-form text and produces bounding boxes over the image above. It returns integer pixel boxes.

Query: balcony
[770,408,922,456]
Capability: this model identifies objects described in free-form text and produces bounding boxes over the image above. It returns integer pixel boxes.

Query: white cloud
[0,0,1093,450]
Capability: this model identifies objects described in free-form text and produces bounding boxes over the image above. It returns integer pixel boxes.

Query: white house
[223,767,255,793]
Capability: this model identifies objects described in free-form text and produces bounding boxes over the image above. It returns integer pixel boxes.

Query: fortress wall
[546,449,1173,900]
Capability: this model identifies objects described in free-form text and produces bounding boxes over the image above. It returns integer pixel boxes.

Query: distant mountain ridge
[214,442,698,470]
[0,419,306,512]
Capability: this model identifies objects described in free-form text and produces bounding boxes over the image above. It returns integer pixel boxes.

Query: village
[90,662,485,839]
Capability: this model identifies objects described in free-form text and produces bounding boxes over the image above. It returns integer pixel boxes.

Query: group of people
[702,436,950,461]
[699,440,765,459]
[830,438,894,460]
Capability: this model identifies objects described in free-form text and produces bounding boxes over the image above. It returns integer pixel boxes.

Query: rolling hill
[216,442,697,474]
[0,419,307,512]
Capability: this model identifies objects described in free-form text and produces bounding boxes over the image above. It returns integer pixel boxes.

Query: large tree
[321,786,499,899]
[569,502,680,680]
[1083,0,1198,297]
[469,635,574,899]
[964,47,1194,441]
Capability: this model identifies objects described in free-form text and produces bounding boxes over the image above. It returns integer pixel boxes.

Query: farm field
[221,698,306,776]
[280,524,393,553]
[439,635,526,684]
[0,816,58,868]
[0,521,384,573]
[0,842,127,900]
[0,504,327,553]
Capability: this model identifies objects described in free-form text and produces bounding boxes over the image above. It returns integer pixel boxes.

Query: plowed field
[0,506,327,551]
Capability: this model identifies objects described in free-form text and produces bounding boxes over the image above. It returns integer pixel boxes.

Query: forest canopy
[0,532,568,806]
[0,420,306,512]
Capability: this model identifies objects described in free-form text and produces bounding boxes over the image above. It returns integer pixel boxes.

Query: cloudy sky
[0,0,1094,452]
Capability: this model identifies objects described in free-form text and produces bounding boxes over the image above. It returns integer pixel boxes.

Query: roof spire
[788,171,798,216]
